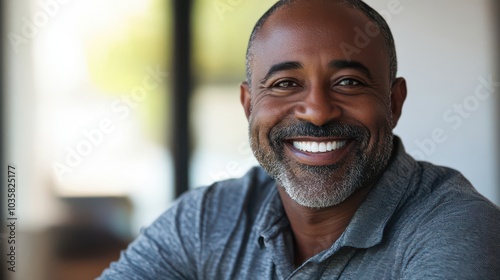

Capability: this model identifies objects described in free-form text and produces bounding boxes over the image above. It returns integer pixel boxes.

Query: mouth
[292,139,347,153]
[284,137,352,166]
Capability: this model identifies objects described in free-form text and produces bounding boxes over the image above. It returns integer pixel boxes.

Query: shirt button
[258,237,266,249]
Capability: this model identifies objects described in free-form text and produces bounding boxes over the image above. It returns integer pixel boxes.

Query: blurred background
[0,0,498,279]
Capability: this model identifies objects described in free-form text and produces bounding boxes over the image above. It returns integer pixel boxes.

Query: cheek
[342,96,392,137]
[250,97,293,138]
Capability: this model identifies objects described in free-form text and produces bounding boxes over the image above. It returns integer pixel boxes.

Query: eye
[273,80,300,88]
[332,77,367,95]
[337,78,362,86]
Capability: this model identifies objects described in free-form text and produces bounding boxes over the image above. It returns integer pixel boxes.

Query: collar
[337,136,417,248]
[254,181,288,243]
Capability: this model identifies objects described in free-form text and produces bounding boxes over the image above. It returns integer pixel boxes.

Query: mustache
[269,120,369,144]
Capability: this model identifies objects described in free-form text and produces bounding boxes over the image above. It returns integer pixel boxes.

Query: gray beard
[250,118,394,209]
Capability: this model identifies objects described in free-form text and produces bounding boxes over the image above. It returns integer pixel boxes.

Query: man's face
[241,1,406,208]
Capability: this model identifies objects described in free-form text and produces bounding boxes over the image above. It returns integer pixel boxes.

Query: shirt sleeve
[98,188,206,280]
[402,200,500,280]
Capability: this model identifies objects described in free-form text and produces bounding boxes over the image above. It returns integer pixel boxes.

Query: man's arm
[98,189,206,280]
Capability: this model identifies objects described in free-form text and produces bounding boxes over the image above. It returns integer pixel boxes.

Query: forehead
[251,1,389,80]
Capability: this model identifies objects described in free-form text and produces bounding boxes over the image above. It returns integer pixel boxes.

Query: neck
[278,186,372,267]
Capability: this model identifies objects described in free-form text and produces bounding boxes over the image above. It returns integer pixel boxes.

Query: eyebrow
[259,59,372,84]
[259,61,303,84]
[328,60,372,79]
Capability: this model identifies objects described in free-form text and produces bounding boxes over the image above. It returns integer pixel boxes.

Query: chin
[276,163,367,208]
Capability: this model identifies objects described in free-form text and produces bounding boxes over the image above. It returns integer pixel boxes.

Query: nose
[294,85,341,126]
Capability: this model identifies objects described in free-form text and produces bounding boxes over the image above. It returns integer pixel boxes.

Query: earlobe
[390,77,407,128]
[240,82,252,120]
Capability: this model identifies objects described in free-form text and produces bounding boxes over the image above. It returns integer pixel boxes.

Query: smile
[292,140,347,153]
[284,138,352,166]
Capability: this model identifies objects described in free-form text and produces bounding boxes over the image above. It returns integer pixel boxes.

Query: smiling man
[100,0,500,279]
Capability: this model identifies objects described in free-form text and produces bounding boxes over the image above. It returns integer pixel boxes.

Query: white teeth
[319,142,326,152]
[306,142,312,151]
[292,140,347,153]
[311,142,319,153]
[326,142,332,150]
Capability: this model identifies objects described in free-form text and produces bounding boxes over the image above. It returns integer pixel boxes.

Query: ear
[390,77,407,128]
[240,81,252,120]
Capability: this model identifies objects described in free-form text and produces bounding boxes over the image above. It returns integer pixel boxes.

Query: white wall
[367,0,498,204]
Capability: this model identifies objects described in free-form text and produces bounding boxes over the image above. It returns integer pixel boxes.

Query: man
[100,0,500,279]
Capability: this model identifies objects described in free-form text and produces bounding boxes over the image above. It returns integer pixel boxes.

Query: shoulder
[156,166,275,271]
[406,161,500,233]
[409,161,499,222]
[150,166,275,237]
[172,166,274,218]
[399,162,500,278]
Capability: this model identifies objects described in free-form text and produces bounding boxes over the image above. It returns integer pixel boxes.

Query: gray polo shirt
[99,138,500,279]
